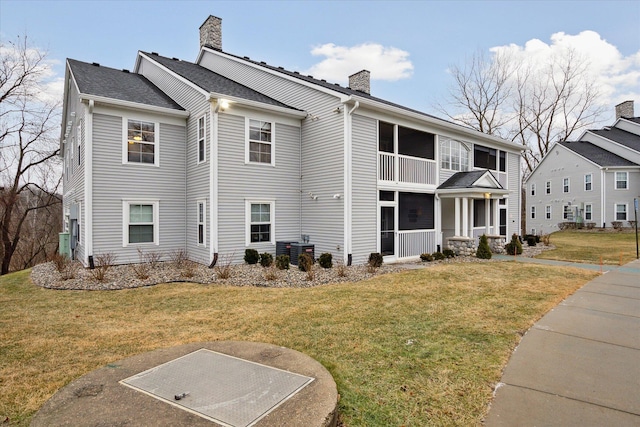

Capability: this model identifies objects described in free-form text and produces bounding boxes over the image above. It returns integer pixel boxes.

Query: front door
[500,208,507,236]
[380,206,395,256]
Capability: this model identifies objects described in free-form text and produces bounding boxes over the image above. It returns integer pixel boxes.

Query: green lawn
[0,263,597,426]
[536,230,639,265]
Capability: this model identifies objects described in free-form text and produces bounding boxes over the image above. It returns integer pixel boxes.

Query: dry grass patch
[0,263,597,426]
[536,230,637,265]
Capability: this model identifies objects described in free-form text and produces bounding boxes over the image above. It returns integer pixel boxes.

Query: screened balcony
[378,121,436,186]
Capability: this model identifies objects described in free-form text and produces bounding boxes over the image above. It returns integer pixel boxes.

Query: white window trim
[530,183,536,196]
[122,117,160,167]
[563,177,570,193]
[615,203,628,221]
[585,204,592,221]
[122,200,159,247]
[245,118,275,166]
[614,171,628,190]
[546,205,551,219]
[584,173,592,191]
[197,115,206,164]
[440,138,469,172]
[76,202,82,244]
[531,206,536,219]
[197,199,206,246]
[546,180,551,194]
[563,205,571,220]
[245,199,275,245]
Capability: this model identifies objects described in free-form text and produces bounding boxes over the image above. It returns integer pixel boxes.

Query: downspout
[85,99,94,266]
[208,98,220,267]
[299,125,302,242]
[601,168,606,228]
[344,101,359,265]
[435,193,442,252]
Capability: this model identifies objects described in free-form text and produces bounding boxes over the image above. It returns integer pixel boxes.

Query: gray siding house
[525,101,640,235]
[60,15,522,266]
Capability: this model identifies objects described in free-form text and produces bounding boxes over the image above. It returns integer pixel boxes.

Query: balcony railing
[379,153,436,185]
[398,229,436,258]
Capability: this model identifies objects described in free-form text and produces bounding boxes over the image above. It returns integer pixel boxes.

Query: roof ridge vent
[122,69,130,73]
[92,62,100,67]
[172,57,179,61]
[151,52,158,56]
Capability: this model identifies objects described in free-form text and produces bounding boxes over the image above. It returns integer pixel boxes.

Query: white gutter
[78,94,190,117]
[85,99,94,265]
[343,101,359,265]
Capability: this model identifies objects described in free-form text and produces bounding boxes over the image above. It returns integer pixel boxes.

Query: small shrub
[244,249,259,265]
[264,266,278,281]
[215,253,234,279]
[169,249,189,269]
[50,253,78,280]
[611,221,623,230]
[541,234,551,246]
[305,268,315,281]
[260,252,273,268]
[298,253,313,272]
[275,254,290,270]
[476,234,492,259]
[432,251,445,261]
[628,220,637,229]
[527,236,537,247]
[90,252,117,282]
[420,253,433,262]
[442,249,456,258]
[368,252,383,268]
[505,233,523,255]
[335,259,347,277]
[585,222,596,229]
[318,253,333,269]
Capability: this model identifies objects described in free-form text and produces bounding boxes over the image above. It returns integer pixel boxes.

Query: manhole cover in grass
[120,348,314,427]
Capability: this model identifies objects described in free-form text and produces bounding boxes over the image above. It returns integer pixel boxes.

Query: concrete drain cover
[120,348,314,427]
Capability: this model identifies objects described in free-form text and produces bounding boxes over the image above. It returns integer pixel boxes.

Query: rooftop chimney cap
[349,69,371,95]
[200,15,222,51]
[615,100,634,119]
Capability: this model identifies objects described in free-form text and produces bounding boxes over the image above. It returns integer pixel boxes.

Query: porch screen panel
[399,192,434,230]
[398,127,435,160]
[378,121,394,153]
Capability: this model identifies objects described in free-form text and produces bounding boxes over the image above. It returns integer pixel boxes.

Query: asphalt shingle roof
[67,59,184,111]
[142,52,299,111]
[559,140,638,167]
[590,127,640,152]
[438,170,502,189]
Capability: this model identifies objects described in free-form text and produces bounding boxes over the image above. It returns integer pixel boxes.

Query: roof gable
[438,170,503,190]
[559,140,638,167]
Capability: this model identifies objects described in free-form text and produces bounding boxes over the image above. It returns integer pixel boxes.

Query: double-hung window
[615,172,628,189]
[546,181,551,194]
[123,201,159,246]
[246,201,274,244]
[584,174,592,191]
[126,119,157,165]
[197,116,206,163]
[530,183,536,196]
[563,205,571,220]
[247,119,273,165]
[585,204,592,221]
[546,205,551,219]
[616,204,627,221]
[563,178,570,193]
[197,200,206,245]
[531,206,536,219]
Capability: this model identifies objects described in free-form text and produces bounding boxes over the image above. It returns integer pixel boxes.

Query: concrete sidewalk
[485,258,640,426]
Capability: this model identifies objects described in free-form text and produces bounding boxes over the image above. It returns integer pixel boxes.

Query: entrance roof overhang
[436,170,508,198]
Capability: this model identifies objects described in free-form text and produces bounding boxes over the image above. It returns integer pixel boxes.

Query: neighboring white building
[525,101,640,235]
[60,15,522,266]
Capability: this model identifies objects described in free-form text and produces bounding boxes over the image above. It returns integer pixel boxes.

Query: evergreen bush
[476,234,492,259]
[368,252,383,268]
[298,253,313,272]
[442,249,456,258]
[275,254,290,270]
[432,251,445,261]
[318,253,333,269]
[260,252,273,267]
[420,253,433,262]
[505,233,523,255]
[244,249,259,264]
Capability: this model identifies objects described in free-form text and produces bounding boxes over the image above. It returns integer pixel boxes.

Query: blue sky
[2,0,639,124]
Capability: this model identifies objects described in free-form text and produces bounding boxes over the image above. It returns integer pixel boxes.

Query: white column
[485,198,491,235]
[493,198,499,235]
[454,197,460,237]
[462,197,469,238]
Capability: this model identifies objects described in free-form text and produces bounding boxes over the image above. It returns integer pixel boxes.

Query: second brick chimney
[349,70,371,95]
[200,15,222,51]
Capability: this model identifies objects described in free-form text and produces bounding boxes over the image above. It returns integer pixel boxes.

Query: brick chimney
[349,70,370,94]
[200,15,222,50]
[615,100,634,119]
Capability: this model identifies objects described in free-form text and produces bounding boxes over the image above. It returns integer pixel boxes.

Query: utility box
[290,243,314,265]
[276,241,297,258]
[59,232,70,258]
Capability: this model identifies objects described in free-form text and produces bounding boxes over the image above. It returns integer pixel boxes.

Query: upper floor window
[530,206,536,219]
[198,116,206,163]
[474,145,497,170]
[530,183,536,196]
[126,119,157,165]
[563,178,570,193]
[247,119,273,165]
[615,172,628,189]
[584,174,592,191]
[546,180,551,194]
[440,138,469,171]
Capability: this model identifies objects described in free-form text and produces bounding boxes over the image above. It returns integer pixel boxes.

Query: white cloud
[490,31,640,119]
[303,42,413,84]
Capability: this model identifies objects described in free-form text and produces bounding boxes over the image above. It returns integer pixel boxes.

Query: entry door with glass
[380,206,395,256]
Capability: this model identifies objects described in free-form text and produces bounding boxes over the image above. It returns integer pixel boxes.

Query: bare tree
[440,47,606,176]
[0,36,62,274]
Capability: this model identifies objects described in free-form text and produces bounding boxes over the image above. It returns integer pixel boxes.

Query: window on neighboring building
[531,206,536,219]
[77,124,82,166]
[616,204,627,221]
[124,201,158,245]
[197,200,206,245]
[473,145,497,170]
[546,205,551,219]
[615,172,628,189]
[247,201,274,244]
[530,183,536,196]
[563,205,572,220]
[585,204,592,221]
[126,119,157,165]
[563,178,570,193]
[440,138,469,171]
[584,174,592,191]
[197,116,206,163]
[546,180,551,194]
[247,119,273,164]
